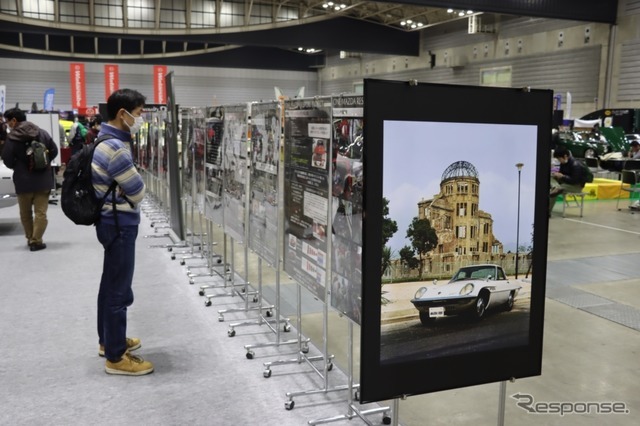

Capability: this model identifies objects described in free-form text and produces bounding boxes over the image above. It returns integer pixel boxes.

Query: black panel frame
[360,78,551,403]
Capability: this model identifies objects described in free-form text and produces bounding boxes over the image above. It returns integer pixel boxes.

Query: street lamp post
[515,163,524,279]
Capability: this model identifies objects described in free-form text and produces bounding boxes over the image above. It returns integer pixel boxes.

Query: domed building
[417,161,504,275]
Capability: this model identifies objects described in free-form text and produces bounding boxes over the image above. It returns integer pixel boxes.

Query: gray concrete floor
[200,197,640,425]
[1,193,637,425]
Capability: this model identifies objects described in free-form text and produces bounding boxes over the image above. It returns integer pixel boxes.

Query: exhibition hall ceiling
[0,0,617,71]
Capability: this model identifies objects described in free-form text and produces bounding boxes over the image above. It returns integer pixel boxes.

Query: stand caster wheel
[168,247,173,252]
[205,300,212,307]
[354,390,360,402]
[265,310,273,317]
[198,290,205,296]
[150,223,155,228]
[228,329,236,337]
[252,296,258,303]
[327,362,333,371]
[301,344,309,354]
[246,351,255,360]
[383,415,391,425]
[227,276,232,281]
[285,400,295,410]
[283,324,291,332]
[218,316,224,322]
[189,279,194,285]
[216,258,222,264]
[171,255,176,260]
[263,369,272,378]
[180,260,186,266]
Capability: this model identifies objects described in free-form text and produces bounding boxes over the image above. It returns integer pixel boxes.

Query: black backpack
[69,127,85,147]
[25,140,50,171]
[61,135,117,226]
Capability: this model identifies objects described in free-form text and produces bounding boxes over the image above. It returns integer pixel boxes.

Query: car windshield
[450,266,498,282]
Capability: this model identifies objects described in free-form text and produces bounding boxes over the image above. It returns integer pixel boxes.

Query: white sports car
[0,162,17,209]
[410,264,521,325]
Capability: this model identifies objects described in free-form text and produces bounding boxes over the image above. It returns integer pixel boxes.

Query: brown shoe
[105,352,154,376]
[99,337,141,357]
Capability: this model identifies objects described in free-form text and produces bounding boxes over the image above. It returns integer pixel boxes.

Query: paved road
[380,300,530,363]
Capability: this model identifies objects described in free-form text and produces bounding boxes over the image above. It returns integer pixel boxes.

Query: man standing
[1,108,58,251]
[93,89,152,375]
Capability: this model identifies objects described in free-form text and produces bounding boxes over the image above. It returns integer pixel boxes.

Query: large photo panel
[360,79,551,403]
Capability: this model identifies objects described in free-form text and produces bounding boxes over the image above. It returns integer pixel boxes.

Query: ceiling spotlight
[467,10,473,14]
[406,19,413,24]
[400,21,406,26]
[411,24,417,29]
[327,1,334,5]
[458,11,465,16]
[340,4,346,8]
[334,6,340,10]
[417,22,423,27]
[322,3,328,8]
[447,8,454,13]
[298,47,303,51]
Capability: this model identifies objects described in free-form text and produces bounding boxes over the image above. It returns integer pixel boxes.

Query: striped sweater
[91,124,145,226]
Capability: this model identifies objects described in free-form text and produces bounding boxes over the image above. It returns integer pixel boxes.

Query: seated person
[549,146,588,216]
[629,141,640,159]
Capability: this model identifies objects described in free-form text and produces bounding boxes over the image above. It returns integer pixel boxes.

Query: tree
[381,197,398,247]
[406,217,438,278]
[399,245,419,273]
[381,246,392,276]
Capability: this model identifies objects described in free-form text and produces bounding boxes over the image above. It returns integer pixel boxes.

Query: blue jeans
[96,222,138,361]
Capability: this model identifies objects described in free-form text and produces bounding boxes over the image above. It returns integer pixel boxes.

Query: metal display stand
[308,321,391,425]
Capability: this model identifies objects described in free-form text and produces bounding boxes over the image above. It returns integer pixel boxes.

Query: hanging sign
[104,64,119,100]
[70,63,86,110]
[153,65,167,104]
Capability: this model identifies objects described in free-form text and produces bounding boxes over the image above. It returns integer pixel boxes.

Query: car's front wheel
[474,292,489,319]
[419,311,436,326]
[505,291,515,311]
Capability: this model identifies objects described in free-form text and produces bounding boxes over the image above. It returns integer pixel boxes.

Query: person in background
[549,145,587,217]
[1,108,58,251]
[92,89,151,376]
[628,141,640,159]
[86,114,103,145]
[0,117,7,156]
[68,114,88,155]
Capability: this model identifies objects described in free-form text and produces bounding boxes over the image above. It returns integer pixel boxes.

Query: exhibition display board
[204,107,224,224]
[248,101,281,267]
[330,95,364,325]
[222,104,250,243]
[360,79,551,403]
[282,98,332,303]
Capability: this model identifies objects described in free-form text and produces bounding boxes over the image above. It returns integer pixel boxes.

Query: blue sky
[383,120,538,256]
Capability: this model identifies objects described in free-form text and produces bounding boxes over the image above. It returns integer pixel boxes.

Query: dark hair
[553,145,570,158]
[630,141,639,147]
[3,108,26,123]
[106,89,146,121]
[90,114,103,127]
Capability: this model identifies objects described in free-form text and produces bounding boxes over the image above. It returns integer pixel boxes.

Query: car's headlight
[459,283,474,296]
[414,287,428,299]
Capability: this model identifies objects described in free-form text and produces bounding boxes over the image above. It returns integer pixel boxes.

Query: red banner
[104,64,119,100]
[153,65,167,104]
[70,63,86,109]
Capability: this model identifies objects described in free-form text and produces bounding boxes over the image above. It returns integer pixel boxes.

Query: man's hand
[551,172,563,179]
